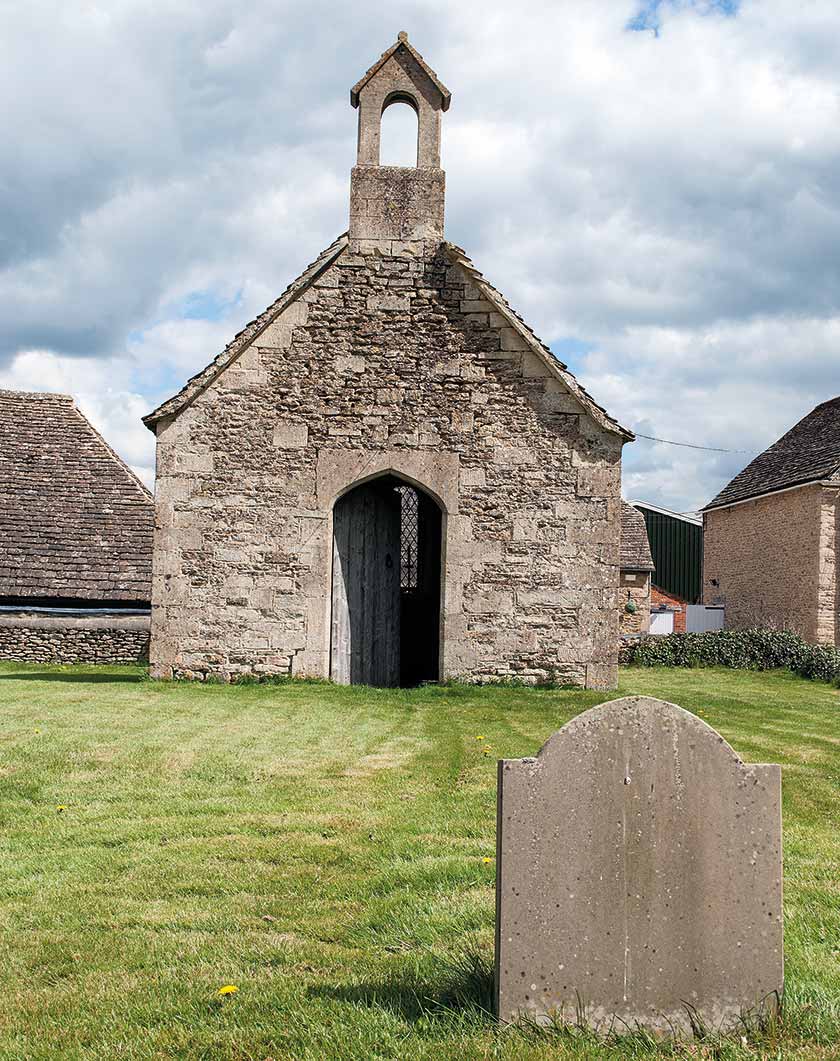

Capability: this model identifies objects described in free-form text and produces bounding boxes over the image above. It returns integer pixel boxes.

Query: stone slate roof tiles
[0,390,154,601]
[620,502,655,572]
[704,395,840,511]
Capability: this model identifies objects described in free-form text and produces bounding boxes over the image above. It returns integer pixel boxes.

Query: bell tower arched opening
[379,96,420,167]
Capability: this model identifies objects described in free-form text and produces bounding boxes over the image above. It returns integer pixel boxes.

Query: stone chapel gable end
[143,34,634,689]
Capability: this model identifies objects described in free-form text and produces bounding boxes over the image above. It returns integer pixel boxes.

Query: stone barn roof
[0,390,154,603]
[704,395,840,511]
[620,501,655,572]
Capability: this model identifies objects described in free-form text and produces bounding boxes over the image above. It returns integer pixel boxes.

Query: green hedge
[622,628,840,684]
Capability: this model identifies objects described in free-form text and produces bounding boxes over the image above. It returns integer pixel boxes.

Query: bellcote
[349,33,450,249]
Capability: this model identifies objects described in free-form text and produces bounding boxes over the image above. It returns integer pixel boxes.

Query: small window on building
[398,485,419,590]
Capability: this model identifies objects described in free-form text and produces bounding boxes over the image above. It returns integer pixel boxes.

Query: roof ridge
[143,233,349,428]
[443,242,633,440]
[0,390,154,601]
[0,389,74,402]
[703,396,840,510]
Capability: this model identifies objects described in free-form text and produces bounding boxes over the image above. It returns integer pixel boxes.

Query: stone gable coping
[142,233,349,429]
[350,32,451,110]
[444,244,633,440]
[144,237,632,443]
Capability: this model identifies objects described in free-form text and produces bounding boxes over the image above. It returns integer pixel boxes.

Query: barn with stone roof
[143,34,634,688]
[703,395,840,642]
[0,390,153,663]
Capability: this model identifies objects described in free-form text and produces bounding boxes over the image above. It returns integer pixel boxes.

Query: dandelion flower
[482,857,493,864]
[218,985,238,996]
[56,805,67,813]
[475,735,485,740]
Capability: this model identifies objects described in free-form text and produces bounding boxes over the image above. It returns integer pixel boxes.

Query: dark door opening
[330,475,442,687]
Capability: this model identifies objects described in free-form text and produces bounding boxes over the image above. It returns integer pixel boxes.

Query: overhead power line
[634,433,754,455]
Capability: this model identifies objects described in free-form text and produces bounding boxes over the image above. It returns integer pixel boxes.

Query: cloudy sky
[3,0,839,511]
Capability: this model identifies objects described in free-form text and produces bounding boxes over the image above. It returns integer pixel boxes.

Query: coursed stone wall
[0,615,150,665]
[703,484,831,641]
[619,571,650,635]
[151,240,624,687]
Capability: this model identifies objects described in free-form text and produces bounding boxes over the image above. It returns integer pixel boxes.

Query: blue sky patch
[180,288,243,322]
[628,0,739,35]
[550,336,597,375]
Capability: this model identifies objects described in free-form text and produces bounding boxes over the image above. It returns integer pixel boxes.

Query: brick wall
[651,585,687,633]
[703,484,832,642]
[0,615,150,665]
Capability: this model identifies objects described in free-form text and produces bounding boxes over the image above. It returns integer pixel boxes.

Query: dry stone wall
[152,239,623,686]
[0,615,150,665]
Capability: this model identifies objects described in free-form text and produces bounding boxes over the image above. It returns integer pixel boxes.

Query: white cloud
[2,0,840,511]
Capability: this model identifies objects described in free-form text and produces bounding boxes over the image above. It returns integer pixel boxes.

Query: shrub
[622,628,840,685]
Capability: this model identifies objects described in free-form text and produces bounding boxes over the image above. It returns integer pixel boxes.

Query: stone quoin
[143,33,634,687]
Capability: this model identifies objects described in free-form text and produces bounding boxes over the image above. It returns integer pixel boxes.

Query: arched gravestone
[495,696,783,1033]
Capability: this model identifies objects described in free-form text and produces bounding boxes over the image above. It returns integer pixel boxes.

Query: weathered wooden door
[330,480,401,686]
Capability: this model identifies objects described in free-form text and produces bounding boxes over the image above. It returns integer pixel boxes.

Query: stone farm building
[619,501,655,636]
[0,390,153,663]
[143,34,634,688]
[703,395,840,643]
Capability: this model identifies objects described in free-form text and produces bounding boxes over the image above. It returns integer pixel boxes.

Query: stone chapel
[143,34,633,688]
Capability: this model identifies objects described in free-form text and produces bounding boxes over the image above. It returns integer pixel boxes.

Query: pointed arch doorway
[330,474,442,687]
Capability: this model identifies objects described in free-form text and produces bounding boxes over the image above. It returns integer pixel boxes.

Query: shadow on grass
[309,949,495,1023]
[0,671,143,683]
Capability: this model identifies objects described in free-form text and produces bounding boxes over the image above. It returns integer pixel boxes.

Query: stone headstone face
[495,696,783,1033]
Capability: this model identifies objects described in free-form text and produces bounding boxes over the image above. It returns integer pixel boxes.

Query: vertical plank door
[331,480,401,686]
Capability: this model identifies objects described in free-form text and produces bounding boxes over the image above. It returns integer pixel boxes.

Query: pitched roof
[143,236,632,440]
[0,390,154,602]
[704,396,840,511]
[351,33,451,110]
[620,501,655,572]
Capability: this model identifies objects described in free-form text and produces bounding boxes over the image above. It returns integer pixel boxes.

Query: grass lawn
[0,664,837,1060]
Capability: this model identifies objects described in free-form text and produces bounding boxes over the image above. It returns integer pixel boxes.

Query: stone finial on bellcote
[349,34,450,248]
